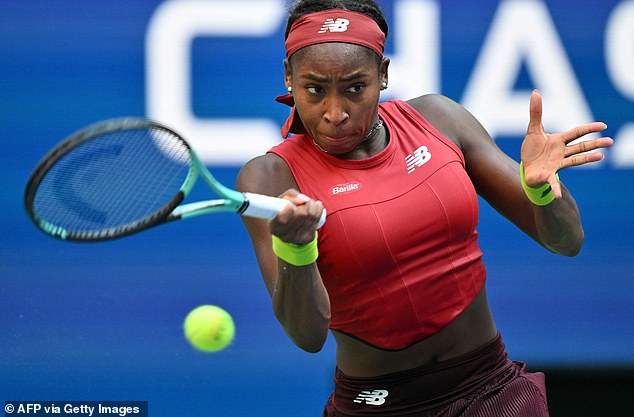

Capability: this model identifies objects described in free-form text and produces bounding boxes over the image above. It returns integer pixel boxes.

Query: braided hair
[284,0,389,40]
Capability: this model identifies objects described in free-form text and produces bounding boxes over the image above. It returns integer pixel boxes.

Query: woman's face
[285,43,389,158]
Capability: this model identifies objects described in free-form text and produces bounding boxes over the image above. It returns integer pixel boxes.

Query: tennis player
[237,1,614,415]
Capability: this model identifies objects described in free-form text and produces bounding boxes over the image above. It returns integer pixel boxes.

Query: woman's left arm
[515,90,613,255]
[410,91,613,256]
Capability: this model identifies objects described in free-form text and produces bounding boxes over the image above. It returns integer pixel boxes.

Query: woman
[236,1,613,415]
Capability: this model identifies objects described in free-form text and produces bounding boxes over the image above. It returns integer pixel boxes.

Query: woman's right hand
[270,189,324,245]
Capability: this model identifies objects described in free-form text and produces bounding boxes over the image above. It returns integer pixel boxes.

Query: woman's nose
[323,97,349,126]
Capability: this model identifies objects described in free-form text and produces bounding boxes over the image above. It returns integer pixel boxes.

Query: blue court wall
[1,1,633,416]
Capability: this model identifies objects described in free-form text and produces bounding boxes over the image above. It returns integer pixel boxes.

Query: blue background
[1,1,632,416]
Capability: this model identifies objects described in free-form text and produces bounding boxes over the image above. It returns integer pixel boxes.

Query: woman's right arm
[236,153,330,353]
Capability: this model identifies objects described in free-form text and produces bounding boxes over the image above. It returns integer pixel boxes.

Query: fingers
[563,136,614,158]
[278,189,310,206]
[527,90,544,135]
[559,135,614,170]
[560,122,608,144]
[560,148,607,169]
[271,189,324,244]
[529,90,607,145]
[549,172,563,200]
[523,91,615,180]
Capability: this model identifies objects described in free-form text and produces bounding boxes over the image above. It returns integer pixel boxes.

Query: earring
[381,81,388,90]
[287,86,292,93]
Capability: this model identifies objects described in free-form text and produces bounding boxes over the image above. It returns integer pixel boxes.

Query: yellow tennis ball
[183,305,235,352]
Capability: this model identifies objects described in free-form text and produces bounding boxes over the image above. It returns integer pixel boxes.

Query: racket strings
[33,127,192,237]
[106,128,187,227]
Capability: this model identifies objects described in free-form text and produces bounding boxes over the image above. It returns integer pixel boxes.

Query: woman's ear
[283,59,292,92]
[380,56,390,89]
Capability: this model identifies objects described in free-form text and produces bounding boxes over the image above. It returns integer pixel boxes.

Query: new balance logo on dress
[405,145,432,174]
[319,18,350,33]
[354,389,389,406]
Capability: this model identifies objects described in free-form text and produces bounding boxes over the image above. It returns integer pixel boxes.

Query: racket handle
[242,192,326,229]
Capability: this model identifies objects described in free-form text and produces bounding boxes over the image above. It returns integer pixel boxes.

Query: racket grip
[242,192,326,229]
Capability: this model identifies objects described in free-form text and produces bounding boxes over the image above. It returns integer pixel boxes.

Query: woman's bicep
[456,107,542,241]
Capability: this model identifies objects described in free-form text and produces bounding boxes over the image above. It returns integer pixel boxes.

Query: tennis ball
[183,305,235,352]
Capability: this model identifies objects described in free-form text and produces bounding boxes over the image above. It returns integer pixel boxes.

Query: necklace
[365,118,383,139]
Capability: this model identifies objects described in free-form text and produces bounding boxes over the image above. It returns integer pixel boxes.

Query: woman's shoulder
[403,93,477,148]
[405,93,463,120]
[241,152,287,174]
[236,152,297,196]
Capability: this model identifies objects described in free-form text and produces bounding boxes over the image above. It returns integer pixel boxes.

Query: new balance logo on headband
[318,18,350,33]
[285,10,385,58]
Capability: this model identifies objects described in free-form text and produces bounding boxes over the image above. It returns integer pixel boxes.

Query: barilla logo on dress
[354,389,389,406]
[405,145,432,174]
[331,182,361,196]
[319,18,350,33]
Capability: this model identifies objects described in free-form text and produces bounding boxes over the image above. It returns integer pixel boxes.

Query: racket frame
[24,119,247,241]
[24,118,324,242]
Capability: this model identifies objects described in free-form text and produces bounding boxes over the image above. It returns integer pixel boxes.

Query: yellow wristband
[271,233,318,266]
[520,162,559,206]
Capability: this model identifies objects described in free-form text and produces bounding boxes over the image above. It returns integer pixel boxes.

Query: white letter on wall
[383,0,439,100]
[462,0,594,141]
[606,1,634,167]
[606,1,634,101]
[146,0,284,165]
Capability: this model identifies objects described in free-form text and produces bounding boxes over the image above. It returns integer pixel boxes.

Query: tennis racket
[24,118,326,242]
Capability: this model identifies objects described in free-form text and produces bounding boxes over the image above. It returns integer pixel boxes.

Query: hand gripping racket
[24,118,326,241]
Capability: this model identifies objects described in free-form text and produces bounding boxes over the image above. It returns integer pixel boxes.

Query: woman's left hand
[520,90,614,199]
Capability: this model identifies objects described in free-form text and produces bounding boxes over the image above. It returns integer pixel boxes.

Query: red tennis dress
[269,99,486,349]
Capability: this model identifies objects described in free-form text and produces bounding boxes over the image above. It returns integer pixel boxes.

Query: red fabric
[285,9,385,58]
[274,93,306,138]
[268,100,486,349]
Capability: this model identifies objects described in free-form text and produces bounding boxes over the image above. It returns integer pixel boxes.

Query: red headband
[285,9,385,58]
[277,9,386,138]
